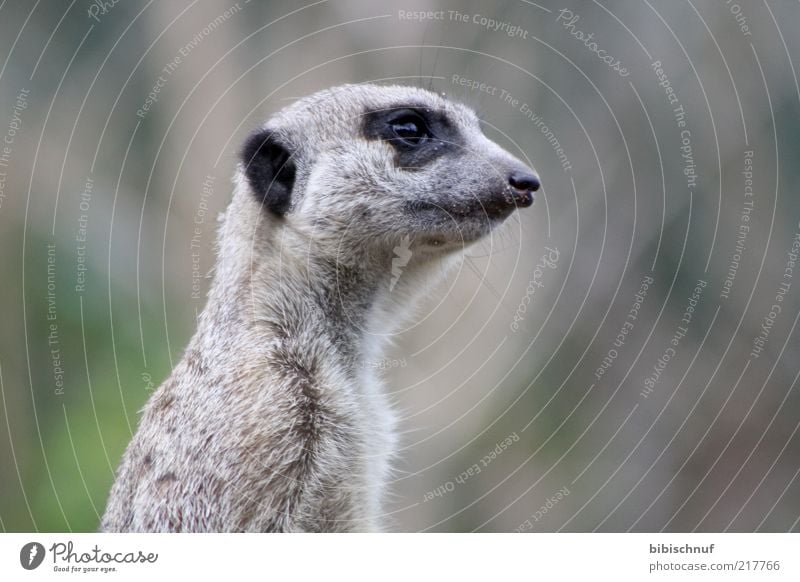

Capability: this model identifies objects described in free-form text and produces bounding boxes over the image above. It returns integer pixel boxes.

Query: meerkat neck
[205,219,400,374]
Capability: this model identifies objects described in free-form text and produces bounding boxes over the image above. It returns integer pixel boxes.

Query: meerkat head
[238,83,539,268]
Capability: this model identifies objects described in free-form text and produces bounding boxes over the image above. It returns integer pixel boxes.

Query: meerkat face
[240,84,539,259]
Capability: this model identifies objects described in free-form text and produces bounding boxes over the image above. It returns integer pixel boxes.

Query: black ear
[241,129,296,215]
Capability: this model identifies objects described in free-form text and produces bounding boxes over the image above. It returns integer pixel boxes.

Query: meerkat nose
[507,170,540,208]
[508,171,540,193]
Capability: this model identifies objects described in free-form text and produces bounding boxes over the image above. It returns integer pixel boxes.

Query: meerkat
[101,83,540,532]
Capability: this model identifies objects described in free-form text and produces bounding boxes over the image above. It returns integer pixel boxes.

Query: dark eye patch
[362,104,462,170]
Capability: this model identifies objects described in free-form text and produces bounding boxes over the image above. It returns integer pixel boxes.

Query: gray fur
[101,84,539,532]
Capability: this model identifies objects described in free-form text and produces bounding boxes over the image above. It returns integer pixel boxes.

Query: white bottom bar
[1,533,797,580]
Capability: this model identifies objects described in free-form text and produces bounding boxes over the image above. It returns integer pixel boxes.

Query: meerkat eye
[390,114,431,146]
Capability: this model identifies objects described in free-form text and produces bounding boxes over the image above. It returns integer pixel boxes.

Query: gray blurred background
[1,0,799,532]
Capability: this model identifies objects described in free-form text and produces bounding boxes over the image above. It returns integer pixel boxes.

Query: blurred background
[1,0,799,532]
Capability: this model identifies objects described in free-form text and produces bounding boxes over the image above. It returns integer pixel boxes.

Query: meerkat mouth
[408,188,534,221]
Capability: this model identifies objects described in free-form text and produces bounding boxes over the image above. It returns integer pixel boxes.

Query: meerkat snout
[471,167,541,220]
[102,83,541,532]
